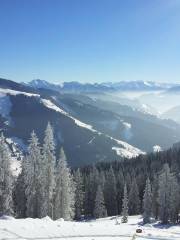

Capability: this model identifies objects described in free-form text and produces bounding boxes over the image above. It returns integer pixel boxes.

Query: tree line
[0,123,180,224]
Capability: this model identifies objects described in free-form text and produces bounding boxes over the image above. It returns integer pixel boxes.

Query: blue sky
[0,0,180,83]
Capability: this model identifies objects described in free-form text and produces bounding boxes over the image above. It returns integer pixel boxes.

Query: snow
[153,145,162,152]
[5,137,23,177]
[0,215,179,240]
[10,158,21,177]
[88,137,96,144]
[110,136,145,158]
[0,87,39,97]
[41,99,96,132]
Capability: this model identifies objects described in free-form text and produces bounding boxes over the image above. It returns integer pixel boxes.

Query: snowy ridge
[0,87,39,97]
[41,99,96,132]
[41,99,144,158]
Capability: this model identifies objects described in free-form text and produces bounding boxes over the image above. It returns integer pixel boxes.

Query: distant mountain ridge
[24,79,180,93]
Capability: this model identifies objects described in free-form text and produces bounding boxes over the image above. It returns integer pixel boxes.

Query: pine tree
[152,175,159,220]
[53,148,75,220]
[104,167,117,216]
[143,178,152,224]
[93,185,107,219]
[25,131,43,218]
[14,162,26,218]
[41,123,56,218]
[169,175,179,223]
[121,183,128,223]
[74,168,84,220]
[84,165,99,216]
[116,171,124,214]
[128,178,140,215]
[158,164,179,224]
[0,134,14,216]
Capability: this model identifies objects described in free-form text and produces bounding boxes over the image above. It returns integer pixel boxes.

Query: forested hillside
[0,123,180,225]
[77,145,180,223]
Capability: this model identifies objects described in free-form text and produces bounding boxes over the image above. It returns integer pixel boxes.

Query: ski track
[0,230,179,240]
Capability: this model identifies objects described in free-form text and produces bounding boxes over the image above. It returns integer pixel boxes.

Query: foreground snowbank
[0,215,180,239]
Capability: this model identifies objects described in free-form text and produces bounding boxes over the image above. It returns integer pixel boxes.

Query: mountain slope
[44,92,180,152]
[0,83,143,167]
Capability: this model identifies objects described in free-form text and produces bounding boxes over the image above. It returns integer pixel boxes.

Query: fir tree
[152,175,159,220]
[116,171,124,214]
[143,178,152,224]
[25,131,43,218]
[169,172,179,223]
[14,161,26,218]
[53,148,75,220]
[121,183,128,223]
[84,165,99,216]
[74,168,84,220]
[104,166,117,216]
[93,185,107,218]
[41,123,56,218]
[0,134,14,216]
[157,164,179,224]
[128,178,140,215]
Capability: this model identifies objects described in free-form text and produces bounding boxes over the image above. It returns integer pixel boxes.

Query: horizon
[0,0,180,83]
[1,77,180,85]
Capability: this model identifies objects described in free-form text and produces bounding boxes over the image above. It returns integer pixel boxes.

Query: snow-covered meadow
[0,215,179,240]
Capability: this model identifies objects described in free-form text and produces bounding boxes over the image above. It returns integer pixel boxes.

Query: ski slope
[0,215,179,240]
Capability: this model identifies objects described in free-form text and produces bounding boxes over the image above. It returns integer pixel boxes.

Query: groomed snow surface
[0,215,179,240]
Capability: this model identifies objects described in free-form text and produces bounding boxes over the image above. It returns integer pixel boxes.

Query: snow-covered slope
[41,99,96,132]
[0,215,179,240]
[41,98,144,158]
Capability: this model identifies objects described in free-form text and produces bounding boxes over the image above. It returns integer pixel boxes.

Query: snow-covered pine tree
[143,177,152,224]
[25,131,43,218]
[169,175,179,223]
[104,166,118,216]
[152,174,159,220]
[98,171,105,190]
[84,165,99,216]
[158,164,171,224]
[128,178,140,215]
[0,133,14,216]
[74,168,84,220]
[116,171,124,214]
[93,185,107,219]
[158,163,179,224]
[53,148,75,220]
[121,183,128,223]
[14,157,27,218]
[41,123,56,218]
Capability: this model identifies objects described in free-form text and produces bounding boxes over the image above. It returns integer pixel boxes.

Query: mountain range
[1,78,180,167]
[24,79,180,93]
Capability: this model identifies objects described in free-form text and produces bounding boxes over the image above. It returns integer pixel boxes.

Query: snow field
[0,216,180,240]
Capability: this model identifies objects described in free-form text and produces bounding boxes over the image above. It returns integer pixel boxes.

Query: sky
[0,0,180,84]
